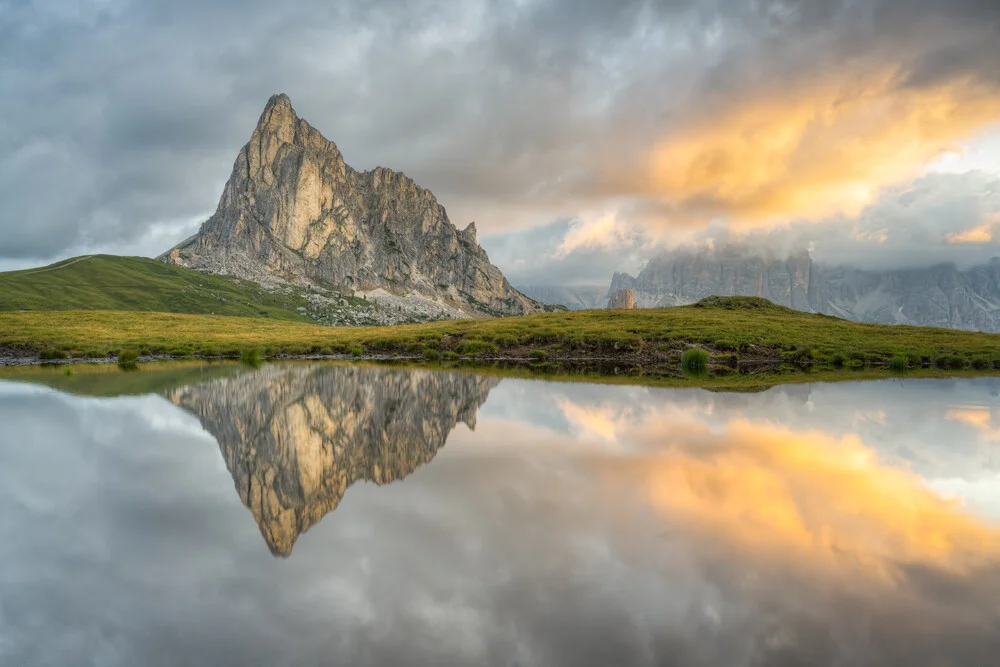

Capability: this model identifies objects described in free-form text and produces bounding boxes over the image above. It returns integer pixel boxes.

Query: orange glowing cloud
[618,70,1000,227]
[946,215,999,244]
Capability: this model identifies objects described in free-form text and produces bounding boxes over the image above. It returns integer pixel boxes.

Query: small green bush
[948,356,967,370]
[442,351,460,360]
[117,349,140,370]
[38,348,68,360]
[529,350,548,361]
[240,347,263,366]
[888,355,909,373]
[971,357,990,370]
[681,348,709,375]
[830,354,846,368]
[349,345,363,357]
[423,348,441,361]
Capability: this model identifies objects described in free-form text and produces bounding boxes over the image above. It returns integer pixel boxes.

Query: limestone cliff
[610,247,1000,333]
[609,247,814,311]
[160,94,545,318]
[166,364,499,556]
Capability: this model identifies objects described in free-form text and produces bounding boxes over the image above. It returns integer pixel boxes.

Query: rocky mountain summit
[610,246,1000,333]
[160,94,546,321]
[166,364,499,556]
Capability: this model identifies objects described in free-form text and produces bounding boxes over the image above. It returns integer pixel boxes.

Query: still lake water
[1,364,999,666]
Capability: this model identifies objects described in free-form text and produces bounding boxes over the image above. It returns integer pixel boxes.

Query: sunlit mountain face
[2,367,1000,665]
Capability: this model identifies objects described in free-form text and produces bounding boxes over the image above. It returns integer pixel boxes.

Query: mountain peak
[265,92,293,110]
[254,92,300,138]
[160,94,548,318]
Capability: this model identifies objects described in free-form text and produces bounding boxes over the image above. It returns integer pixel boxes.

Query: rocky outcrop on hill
[610,247,1000,332]
[607,289,635,309]
[166,364,499,556]
[160,94,546,319]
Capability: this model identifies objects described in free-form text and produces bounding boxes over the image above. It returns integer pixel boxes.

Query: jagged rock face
[610,247,813,311]
[611,247,1000,333]
[161,94,544,318]
[166,364,500,556]
[814,261,1000,331]
[607,289,635,309]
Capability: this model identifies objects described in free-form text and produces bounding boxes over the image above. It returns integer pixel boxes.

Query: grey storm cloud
[0,0,999,272]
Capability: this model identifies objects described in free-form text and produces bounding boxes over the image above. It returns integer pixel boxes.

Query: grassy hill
[1,297,998,378]
[0,254,314,321]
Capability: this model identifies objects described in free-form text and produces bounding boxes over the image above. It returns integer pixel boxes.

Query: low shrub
[971,357,990,370]
[423,348,441,361]
[442,351,460,360]
[240,347,263,367]
[681,348,709,375]
[349,345,363,357]
[830,354,846,368]
[38,348,68,360]
[117,349,140,370]
[529,350,548,361]
[888,355,909,373]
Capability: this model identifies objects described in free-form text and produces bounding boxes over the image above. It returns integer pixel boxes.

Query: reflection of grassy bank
[0,361,246,396]
[1,358,996,398]
[3,297,1000,377]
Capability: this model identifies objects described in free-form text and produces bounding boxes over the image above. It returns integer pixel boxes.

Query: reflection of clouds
[947,406,1000,443]
[851,409,887,427]
[5,376,1000,666]
[543,394,1000,579]
[555,397,622,443]
[640,419,1000,577]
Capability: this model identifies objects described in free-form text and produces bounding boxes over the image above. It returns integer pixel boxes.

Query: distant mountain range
[160,94,549,320]
[610,247,1000,333]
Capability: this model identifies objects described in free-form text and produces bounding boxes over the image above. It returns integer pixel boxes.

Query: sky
[2,0,1000,283]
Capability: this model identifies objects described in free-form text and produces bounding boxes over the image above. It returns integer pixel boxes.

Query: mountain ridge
[160,93,548,320]
[610,247,1000,333]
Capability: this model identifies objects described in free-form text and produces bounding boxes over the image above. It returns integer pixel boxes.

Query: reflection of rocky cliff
[166,365,499,556]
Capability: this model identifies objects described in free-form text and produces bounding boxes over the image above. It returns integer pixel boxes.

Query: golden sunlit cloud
[617,70,1000,228]
[946,219,998,244]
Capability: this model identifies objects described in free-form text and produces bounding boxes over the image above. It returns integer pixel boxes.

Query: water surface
[1,365,999,666]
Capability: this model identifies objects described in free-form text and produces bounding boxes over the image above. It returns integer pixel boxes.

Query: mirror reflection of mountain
[166,364,500,557]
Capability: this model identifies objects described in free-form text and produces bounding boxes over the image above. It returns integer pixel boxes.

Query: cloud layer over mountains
[2,0,999,278]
